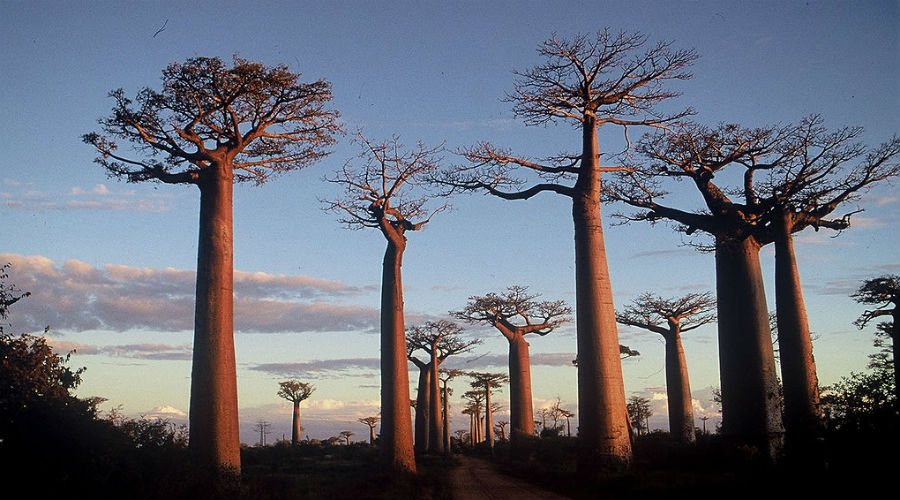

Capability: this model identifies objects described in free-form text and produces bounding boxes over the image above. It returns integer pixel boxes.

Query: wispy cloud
[249,357,381,378]
[3,184,170,212]
[1,253,379,334]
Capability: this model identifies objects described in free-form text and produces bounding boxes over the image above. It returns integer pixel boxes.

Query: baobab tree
[461,390,486,445]
[854,275,900,401]
[495,420,509,441]
[468,371,509,451]
[626,396,653,436]
[83,56,340,472]
[325,134,446,474]
[407,321,480,454]
[358,415,380,444]
[439,368,466,453]
[438,30,695,472]
[406,343,432,456]
[277,380,315,446]
[616,292,716,443]
[339,430,354,445]
[453,286,570,448]
[613,118,900,459]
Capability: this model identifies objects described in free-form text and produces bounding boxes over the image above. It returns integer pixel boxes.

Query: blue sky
[1,0,898,444]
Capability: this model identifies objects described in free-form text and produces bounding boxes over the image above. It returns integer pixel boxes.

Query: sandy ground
[449,455,572,500]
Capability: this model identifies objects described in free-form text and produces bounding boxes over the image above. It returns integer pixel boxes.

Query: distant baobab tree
[453,285,570,450]
[468,371,509,452]
[853,274,900,401]
[437,30,695,472]
[495,420,509,441]
[626,396,652,436]
[439,368,466,453]
[617,292,716,443]
[358,415,380,444]
[339,430,354,445]
[324,133,447,474]
[612,117,899,460]
[461,390,486,445]
[277,380,315,446]
[83,56,340,472]
[407,321,480,454]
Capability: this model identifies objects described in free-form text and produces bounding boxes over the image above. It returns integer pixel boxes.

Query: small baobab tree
[358,415,380,445]
[339,430,354,445]
[495,420,509,441]
[616,292,716,443]
[437,30,695,472]
[439,368,466,453]
[407,321,480,454]
[468,371,509,451]
[853,275,900,401]
[461,390,486,445]
[277,380,315,446]
[324,134,447,474]
[626,396,652,436]
[453,286,570,448]
[83,56,340,472]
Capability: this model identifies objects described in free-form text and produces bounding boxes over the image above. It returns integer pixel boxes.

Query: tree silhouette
[853,275,900,402]
[1,264,30,334]
[358,416,380,444]
[468,372,509,452]
[84,56,340,472]
[626,396,652,436]
[277,380,315,446]
[324,133,446,473]
[438,30,695,472]
[407,321,479,454]
[453,285,570,449]
[612,117,899,459]
[617,292,715,442]
[439,368,465,453]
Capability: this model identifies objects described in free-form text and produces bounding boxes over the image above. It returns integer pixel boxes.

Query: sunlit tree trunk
[380,241,417,474]
[413,361,430,455]
[508,334,535,445]
[428,358,444,454]
[291,401,302,445]
[189,166,241,472]
[442,382,451,454]
[715,234,784,460]
[485,388,494,451]
[774,211,823,461]
[664,328,695,443]
[574,116,631,473]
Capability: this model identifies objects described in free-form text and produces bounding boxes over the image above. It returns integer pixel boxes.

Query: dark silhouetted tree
[453,286,570,450]
[626,396,652,436]
[854,274,900,402]
[438,30,695,472]
[277,380,315,446]
[616,292,716,442]
[84,56,340,472]
[325,133,446,474]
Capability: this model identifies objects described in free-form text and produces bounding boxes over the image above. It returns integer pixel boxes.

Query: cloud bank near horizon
[1,253,379,335]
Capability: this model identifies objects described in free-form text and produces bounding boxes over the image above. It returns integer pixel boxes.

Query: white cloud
[1,253,379,335]
[5,184,169,212]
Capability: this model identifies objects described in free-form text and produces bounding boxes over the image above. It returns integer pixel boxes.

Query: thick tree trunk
[442,383,451,454]
[291,401,301,445]
[715,234,784,461]
[428,359,444,454]
[413,363,430,455]
[573,117,632,473]
[664,329,695,443]
[508,334,535,447]
[485,389,494,451]
[774,211,823,461]
[189,168,240,472]
[369,425,376,444]
[469,413,475,446]
[379,242,417,473]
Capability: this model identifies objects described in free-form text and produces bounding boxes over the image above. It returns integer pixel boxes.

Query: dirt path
[449,455,571,500]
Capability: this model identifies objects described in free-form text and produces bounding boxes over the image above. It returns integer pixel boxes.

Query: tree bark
[291,401,302,445]
[774,210,823,461]
[485,388,494,451]
[189,166,241,472]
[715,234,784,460]
[573,116,632,473]
[508,334,535,447]
[428,359,444,454]
[664,329,695,443]
[442,382,451,454]
[379,241,417,473]
[413,361,430,455]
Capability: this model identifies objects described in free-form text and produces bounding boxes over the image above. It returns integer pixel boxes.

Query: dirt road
[449,455,571,500]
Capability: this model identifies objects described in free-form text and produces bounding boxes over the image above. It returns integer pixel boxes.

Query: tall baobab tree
[613,118,899,459]
[407,343,432,455]
[453,286,570,448]
[325,134,446,474]
[438,30,695,472]
[462,390,486,444]
[358,415,380,444]
[468,371,509,452]
[277,380,315,446]
[407,321,479,454]
[616,292,716,443]
[853,275,900,401]
[83,56,340,472]
[439,368,465,453]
